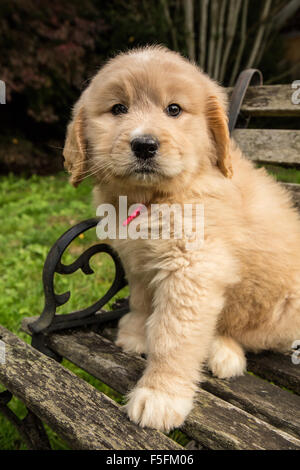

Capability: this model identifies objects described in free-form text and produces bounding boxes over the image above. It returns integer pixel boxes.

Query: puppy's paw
[115,312,147,354]
[208,336,246,379]
[115,332,147,355]
[125,386,193,432]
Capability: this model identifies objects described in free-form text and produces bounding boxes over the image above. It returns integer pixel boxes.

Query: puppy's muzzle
[131,135,159,160]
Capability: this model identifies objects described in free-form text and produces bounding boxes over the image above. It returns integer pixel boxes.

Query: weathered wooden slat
[21,318,143,393]
[233,129,300,166]
[227,85,300,117]
[0,326,180,450]
[21,321,300,450]
[201,373,300,439]
[184,390,300,450]
[247,351,300,396]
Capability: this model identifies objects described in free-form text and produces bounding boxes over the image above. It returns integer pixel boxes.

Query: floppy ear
[63,107,87,187]
[206,95,233,178]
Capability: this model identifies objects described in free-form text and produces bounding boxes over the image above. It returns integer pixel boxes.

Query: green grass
[260,164,300,184]
[1,166,300,450]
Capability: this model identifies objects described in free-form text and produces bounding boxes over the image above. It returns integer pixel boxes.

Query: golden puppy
[63,45,300,432]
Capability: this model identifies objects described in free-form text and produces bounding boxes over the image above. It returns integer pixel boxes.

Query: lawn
[1,165,300,449]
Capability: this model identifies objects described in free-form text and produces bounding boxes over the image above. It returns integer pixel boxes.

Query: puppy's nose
[131,135,159,159]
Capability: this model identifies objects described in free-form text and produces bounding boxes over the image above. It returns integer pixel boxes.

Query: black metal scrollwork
[0,390,51,449]
[28,218,129,339]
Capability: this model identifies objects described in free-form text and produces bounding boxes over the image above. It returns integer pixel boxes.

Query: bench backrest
[228,84,300,208]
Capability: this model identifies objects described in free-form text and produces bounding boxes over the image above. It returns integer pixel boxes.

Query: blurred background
[0,0,299,450]
[1,0,300,174]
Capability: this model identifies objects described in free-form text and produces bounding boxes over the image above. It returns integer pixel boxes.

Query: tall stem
[199,0,209,69]
[184,0,195,60]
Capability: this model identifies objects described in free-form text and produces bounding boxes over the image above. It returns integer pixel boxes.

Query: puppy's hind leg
[207,336,246,379]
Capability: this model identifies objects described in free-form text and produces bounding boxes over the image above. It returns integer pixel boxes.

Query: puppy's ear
[63,107,87,187]
[206,95,233,178]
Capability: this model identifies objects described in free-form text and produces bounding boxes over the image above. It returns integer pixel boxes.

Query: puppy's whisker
[69,160,107,175]
[74,162,114,183]
[70,155,111,171]
[64,149,88,154]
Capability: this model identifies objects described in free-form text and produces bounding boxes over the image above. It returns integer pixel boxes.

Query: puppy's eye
[111,104,128,115]
[166,103,181,117]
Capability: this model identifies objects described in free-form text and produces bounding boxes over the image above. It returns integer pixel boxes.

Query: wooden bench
[1,77,300,450]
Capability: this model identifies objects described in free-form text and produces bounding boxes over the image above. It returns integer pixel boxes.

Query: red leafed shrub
[0,0,108,124]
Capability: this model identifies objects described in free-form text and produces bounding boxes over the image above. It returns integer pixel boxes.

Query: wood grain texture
[227,85,300,116]
[247,351,300,396]
[233,129,300,165]
[21,321,300,450]
[183,390,300,450]
[0,326,180,450]
[202,373,300,439]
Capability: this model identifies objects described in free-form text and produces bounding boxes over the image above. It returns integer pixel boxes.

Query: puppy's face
[64,47,232,191]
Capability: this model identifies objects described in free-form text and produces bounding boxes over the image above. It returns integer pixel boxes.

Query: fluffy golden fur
[63,45,300,432]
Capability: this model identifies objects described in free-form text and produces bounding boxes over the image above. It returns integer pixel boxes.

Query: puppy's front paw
[208,336,246,379]
[125,386,193,432]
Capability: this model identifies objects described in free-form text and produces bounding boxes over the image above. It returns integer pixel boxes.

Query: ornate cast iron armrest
[28,218,129,348]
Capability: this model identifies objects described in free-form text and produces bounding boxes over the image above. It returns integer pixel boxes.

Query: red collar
[122,204,145,226]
